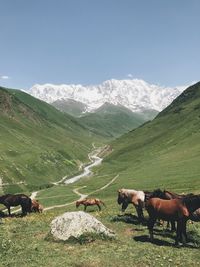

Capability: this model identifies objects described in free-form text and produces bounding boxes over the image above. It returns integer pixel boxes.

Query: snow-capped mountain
[29,79,187,113]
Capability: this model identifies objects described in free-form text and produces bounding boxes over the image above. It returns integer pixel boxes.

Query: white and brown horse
[117,189,149,221]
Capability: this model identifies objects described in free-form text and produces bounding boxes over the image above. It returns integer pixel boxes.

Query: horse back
[146,198,189,220]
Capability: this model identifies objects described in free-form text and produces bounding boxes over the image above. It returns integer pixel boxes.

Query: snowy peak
[29,79,187,113]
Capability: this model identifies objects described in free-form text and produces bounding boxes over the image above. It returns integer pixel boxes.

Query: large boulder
[50,211,115,241]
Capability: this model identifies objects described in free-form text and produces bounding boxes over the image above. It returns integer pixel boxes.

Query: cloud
[127,74,133,78]
[0,75,10,80]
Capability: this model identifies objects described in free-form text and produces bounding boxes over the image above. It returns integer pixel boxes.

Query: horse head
[76,200,81,208]
[117,189,128,205]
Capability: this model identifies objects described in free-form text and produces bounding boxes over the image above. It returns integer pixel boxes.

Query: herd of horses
[117,188,200,247]
[0,188,200,247]
[0,193,43,216]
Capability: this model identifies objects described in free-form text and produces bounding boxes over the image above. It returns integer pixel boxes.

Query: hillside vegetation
[0,87,104,193]
[52,98,87,117]
[78,103,149,138]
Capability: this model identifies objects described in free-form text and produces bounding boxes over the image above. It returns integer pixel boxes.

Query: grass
[0,199,200,267]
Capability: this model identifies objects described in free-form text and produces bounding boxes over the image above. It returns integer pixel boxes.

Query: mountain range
[29,79,186,113]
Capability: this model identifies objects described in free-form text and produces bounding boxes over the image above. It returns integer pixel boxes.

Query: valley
[0,82,200,266]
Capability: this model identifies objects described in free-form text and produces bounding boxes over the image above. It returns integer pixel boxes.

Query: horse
[76,198,106,211]
[117,189,150,221]
[31,199,43,213]
[0,194,32,216]
[146,194,200,246]
[148,189,176,231]
[150,189,199,229]
[189,208,200,222]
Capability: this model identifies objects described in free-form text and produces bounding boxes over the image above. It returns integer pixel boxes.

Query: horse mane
[149,189,165,199]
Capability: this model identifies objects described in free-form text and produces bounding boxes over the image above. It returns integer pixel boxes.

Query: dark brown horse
[146,194,200,246]
[76,198,106,211]
[0,194,32,216]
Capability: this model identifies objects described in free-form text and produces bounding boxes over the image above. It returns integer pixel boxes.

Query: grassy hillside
[0,87,104,193]
[78,103,148,138]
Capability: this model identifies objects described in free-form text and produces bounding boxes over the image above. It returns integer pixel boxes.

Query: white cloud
[0,75,10,80]
[127,74,133,78]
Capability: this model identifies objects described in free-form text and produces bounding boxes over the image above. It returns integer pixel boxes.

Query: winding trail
[43,174,119,211]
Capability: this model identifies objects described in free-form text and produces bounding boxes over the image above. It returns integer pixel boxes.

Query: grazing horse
[0,194,32,216]
[117,189,148,221]
[76,198,106,211]
[146,194,200,246]
[31,199,43,213]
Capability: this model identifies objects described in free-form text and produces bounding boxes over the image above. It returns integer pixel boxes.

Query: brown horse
[146,194,200,246]
[31,199,43,213]
[0,194,32,216]
[76,198,106,211]
[117,189,151,221]
[151,189,198,228]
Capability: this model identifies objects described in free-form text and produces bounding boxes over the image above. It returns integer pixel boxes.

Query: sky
[0,0,200,90]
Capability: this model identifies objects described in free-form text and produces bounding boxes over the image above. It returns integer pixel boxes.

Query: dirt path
[43,174,119,211]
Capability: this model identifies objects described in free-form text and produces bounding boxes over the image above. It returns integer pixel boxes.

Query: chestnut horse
[0,194,32,216]
[146,194,200,246]
[31,199,43,213]
[76,198,106,211]
[117,189,151,221]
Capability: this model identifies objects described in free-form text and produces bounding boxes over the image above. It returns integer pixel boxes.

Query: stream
[64,149,103,184]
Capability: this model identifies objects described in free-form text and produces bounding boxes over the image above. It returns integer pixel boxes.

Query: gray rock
[50,211,115,241]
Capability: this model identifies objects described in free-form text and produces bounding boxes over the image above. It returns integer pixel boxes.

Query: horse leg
[21,205,27,216]
[166,221,170,229]
[181,220,187,245]
[170,220,176,232]
[7,206,11,216]
[175,220,182,246]
[84,205,87,211]
[134,205,143,222]
[148,217,157,242]
[97,204,101,211]
[137,202,145,222]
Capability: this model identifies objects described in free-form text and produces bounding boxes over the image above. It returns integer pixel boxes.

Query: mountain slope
[78,103,149,138]
[52,98,87,117]
[93,82,200,193]
[0,87,103,193]
[29,79,186,113]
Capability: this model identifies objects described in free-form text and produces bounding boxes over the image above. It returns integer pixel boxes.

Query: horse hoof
[174,243,182,248]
